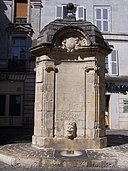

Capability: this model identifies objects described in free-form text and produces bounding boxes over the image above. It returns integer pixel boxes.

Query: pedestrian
[105,110,109,128]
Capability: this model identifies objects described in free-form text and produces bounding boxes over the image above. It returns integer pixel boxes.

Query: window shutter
[16,1,27,18]
[95,8,101,31]
[96,8,101,19]
[56,6,63,19]
[94,7,110,32]
[105,56,109,72]
[77,6,85,20]
[103,9,108,19]
[84,8,86,20]
[103,20,108,32]
[111,50,118,75]
[103,8,108,32]
[63,6,67,18]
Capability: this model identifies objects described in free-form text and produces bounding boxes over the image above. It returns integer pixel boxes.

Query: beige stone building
[0,0,42,127]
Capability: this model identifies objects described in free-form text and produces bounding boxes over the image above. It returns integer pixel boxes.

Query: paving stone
[0,142,127,169]
[0,128,127,170]
[0,162,128,171]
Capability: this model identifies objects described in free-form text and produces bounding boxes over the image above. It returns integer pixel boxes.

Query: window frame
[0,95,6,116]
[123,99,128,113]
[12,0,30,23]
[56,5,86,21]
[110,50,119,75]
[94,6,111,32]
[0,94,23,117]
[11,37,27,60]
[105,50,119,76]
[105,55,109,73]
[9,95,21,116]
[56,5,63,19]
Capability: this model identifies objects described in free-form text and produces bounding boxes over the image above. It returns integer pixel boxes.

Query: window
[105,50,118,75]
[105,56,109,73]
[9,95,21,116]
[123,100,128,113]
[110,50,118,75]
[56,5,86,20]
[0,95,6,116]
[94,6,111,32]
[14,0,28,23]
[11,37,27,60]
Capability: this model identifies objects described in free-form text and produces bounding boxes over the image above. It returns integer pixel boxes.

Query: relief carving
[61,36,88,52]
[65,121,77,140]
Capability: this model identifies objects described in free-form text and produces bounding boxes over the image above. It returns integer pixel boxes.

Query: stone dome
[31,3,111,56]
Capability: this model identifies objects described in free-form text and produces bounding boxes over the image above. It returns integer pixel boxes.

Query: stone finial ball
[67,3,74,11]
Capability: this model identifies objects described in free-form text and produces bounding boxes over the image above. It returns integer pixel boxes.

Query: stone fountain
[31,3,111,152]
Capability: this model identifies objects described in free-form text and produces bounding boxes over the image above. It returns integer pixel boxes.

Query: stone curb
[0,153,16,166]
[0,154,41,168]
[0,154,118,168]
[0,143,127,169]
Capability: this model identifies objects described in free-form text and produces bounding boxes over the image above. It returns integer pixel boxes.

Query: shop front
[105,77,128,130]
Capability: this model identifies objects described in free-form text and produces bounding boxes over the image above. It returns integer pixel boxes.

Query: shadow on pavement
[106,130,128,147]
[106,134,128,147]
[0,127,128,147]
[0,127,33,145]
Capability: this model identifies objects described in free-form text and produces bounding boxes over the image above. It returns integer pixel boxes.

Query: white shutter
[103,8,109,32]
[77,6,85,20]
[56,6,63,19]
[110,50,118,75]
[94,7,110,32]
[96,8,101,19]
[95,8,102,31]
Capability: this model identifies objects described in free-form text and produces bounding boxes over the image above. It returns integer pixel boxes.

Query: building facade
[39,0,128,130]
[0,0,42,127]
[0,0,128,130]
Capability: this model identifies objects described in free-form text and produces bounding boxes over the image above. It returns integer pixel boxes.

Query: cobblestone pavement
[0,127,127,170]
[0,162,127,171]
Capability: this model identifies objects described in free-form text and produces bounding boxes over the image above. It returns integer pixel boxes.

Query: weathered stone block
[36,66,44,83]
[69,103,83,112]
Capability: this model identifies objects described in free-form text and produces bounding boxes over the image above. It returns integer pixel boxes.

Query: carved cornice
[45,66,58,73]
[6,24,34,37]
[84,66,100,72]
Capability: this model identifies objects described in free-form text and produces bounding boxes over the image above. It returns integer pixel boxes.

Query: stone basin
[60,150,82,157]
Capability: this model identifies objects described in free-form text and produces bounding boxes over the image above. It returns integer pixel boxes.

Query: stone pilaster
[32,55,56,146]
